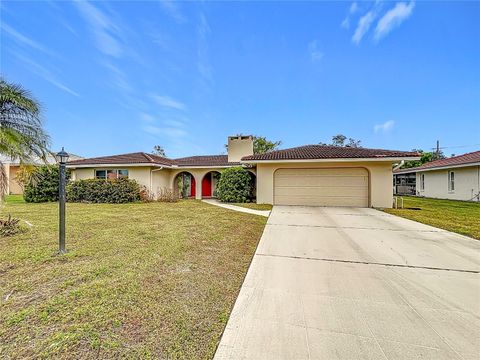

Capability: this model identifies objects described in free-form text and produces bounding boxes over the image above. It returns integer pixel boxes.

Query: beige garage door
[274,168,369,207]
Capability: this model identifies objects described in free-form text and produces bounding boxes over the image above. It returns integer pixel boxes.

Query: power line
[429,143,480,150]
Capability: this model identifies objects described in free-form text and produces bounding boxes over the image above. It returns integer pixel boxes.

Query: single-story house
[67,135,419,208]
[393,151,480,201]
[1,153,83,195]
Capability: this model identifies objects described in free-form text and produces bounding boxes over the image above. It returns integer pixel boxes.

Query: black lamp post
[55,147,69,254]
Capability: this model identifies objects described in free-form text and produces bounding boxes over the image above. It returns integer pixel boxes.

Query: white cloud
[158,0,187,24]
[1,23,57,56]
[352,10,378,44]
[341,2,359,29]
[374,120,395,133]
[12,52,79,97]
[73,0,124,57]
[350,2,359,14]
[308,40,324,62]
[151,95,186,111]
[374,2,415,41]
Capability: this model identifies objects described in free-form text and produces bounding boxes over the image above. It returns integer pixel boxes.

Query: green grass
[384,196,480,239]
[0,200,266,359]
[232,203,273,211]
[4,194,25,204]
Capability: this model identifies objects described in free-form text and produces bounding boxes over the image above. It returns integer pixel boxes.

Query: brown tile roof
[394,151,480,173]
[67,153,237,167]
[67,152,175,166]
[242,145,419,161]
[174,155,240,167]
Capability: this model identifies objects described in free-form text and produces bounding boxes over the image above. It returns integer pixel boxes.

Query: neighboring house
[1,153,83,195]
[68,135,418,208]
[393,151,480,202]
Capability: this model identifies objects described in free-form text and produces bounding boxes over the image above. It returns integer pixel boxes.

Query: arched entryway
[201,171,221,198]
[174,171,196,198]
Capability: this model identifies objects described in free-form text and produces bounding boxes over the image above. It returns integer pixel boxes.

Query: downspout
[392,160,405,172]
[150,167,164,195]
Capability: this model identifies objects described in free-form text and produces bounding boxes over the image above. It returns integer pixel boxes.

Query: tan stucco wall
[255,161,394,208]
[72,167,157,191]
[416,166,480,201]
[228,136,254,163]
[7,165,23,195]
[70,166,255,200]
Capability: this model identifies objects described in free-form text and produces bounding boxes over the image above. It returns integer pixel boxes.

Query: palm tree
[0,78,50,198]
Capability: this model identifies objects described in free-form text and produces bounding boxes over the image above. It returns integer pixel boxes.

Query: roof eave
[396,162,480,173]
[67,163,171,169]
[241,156,421,164]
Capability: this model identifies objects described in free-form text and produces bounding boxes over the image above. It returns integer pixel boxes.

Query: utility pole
[436,140,440,159]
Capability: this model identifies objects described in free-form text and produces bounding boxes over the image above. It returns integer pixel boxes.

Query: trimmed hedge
[67,178,141,203]
[216,167,253,203]
[24,165,70,203]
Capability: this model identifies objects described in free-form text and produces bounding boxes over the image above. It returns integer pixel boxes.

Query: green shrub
[216,167,253,203]
[67,178,141,203]
[23,165,70,203]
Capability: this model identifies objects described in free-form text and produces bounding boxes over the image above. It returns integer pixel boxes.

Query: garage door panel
[275,186,368,197]
[274,168,369,207]
[275,195,368,207]
[275,176,368,187]
[276,168,367,176]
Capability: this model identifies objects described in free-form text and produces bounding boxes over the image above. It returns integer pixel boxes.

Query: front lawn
[0,200,266,359]
[232,203,273,211]
[384,196,480,239]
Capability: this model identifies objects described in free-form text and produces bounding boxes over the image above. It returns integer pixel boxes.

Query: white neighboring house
[1,153,83,195]
[394,151,480,202]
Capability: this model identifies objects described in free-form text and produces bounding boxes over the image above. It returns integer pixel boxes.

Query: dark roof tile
[242,145,419,161]
[394,151,480,173]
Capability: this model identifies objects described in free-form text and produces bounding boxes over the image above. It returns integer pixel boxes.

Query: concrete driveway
[215,206,480,360]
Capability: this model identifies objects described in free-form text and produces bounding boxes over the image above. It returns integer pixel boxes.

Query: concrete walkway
[202,199,271,217]
[215,206,480,360]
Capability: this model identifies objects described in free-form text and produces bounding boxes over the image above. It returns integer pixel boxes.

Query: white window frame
[448,171,455,192]
[95,169,129,179]
[419,173,425,191]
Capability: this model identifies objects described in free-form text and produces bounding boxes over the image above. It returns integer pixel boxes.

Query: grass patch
[0,200,266,358]
[4,195,25,204]
[384,196,480,239]
[232,203,273,211]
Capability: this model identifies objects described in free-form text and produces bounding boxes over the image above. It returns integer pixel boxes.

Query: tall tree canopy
[0,78,50,197]
[253,136,282,154]
[320,134,362,148]
[152,145,166,157]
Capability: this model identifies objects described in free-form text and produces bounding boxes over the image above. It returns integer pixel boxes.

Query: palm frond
[0,78,50,164]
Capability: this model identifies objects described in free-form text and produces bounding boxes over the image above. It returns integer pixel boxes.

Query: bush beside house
[216,167,253,203]
[67,178,141,203]
[24,165,70,203]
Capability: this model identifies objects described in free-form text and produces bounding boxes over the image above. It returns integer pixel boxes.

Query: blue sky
[1,1,479,158]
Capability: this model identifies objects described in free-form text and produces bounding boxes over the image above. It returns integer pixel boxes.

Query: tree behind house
[152,145,166,157]
[320,134,362,148]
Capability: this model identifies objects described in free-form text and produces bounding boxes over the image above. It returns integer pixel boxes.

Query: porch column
[195,174,202,200]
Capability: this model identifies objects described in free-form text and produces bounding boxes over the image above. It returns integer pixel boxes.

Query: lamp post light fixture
[55,147,69,254]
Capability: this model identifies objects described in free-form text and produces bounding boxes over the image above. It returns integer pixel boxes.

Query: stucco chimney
[227,135,254,163]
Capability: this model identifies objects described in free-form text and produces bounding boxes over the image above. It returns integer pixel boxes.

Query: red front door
[202,173,212,197]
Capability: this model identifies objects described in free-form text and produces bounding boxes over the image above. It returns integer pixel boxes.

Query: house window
[448,171,455,192]
[420,174,425,191]
[95,169,129,179]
